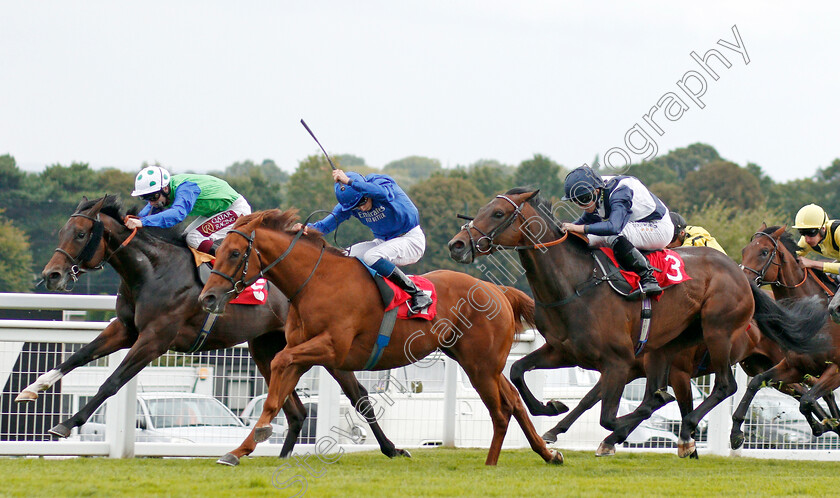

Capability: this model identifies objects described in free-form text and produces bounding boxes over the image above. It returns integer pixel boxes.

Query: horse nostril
[46,271,61,282]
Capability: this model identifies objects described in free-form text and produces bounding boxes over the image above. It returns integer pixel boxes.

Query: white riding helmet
[131,166,171,197]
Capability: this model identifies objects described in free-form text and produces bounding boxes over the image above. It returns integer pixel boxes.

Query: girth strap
[635,297,653,356]
[362,307,399,370]
[186,313,219,353]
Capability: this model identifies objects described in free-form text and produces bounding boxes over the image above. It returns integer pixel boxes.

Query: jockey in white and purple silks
[292,168,432,314]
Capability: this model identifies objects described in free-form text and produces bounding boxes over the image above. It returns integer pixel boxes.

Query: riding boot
[387,267,433,314]
[611,236,663,296]
[371,258,432,314]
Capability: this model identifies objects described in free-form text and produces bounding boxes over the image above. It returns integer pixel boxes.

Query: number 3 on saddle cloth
[597,248,691,300]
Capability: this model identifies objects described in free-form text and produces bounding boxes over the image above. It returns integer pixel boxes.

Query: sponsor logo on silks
[197,210,239,236]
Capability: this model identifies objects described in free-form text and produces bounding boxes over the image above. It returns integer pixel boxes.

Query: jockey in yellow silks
[666,212,727,255]
[792,204,840,274]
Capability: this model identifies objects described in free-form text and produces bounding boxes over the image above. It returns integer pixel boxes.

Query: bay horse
[447,188,829,457]
[198,209,563,466]
[732,224,840,448]
[35,195,408,465]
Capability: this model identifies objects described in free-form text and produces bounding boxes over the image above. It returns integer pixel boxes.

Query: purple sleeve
[583,186,633,236]
[139,182,201,228]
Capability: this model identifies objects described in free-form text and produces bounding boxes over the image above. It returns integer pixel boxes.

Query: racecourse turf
[1,448,838,497]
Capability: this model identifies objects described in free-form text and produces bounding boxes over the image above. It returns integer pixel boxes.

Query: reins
[52,212,138,283]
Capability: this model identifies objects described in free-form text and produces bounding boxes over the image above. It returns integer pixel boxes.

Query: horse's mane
[77,195,188,248]
[504,187,590,251]
[762,225,838,290]
[233,209,346,256]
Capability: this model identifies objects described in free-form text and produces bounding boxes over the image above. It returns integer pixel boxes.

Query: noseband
[740,232,806,288]
[210,223,326,303]
[458,194,567,257]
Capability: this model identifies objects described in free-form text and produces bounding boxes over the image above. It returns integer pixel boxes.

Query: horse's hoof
[395,448,411,458]
[595,442,616,457]
[216,453,240,466]
[15,391,38,403]
[548,449,564,465]
[689,449,699,459]
[547,400,569,416]
[730,432,745,450]
[677,438,696,458]
[254,426,273,443]
[541,431,558,444]
[48,423,71,439]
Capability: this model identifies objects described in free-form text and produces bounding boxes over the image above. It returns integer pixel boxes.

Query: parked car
[618,378,708,448]
[79,392,252,444]
[742,389,840,450]
[240,392,369,445]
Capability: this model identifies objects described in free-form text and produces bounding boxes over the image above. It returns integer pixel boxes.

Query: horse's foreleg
[800,364,840,436]
[252,334,335,444]
[730,360,800,450]
[48,331,171,438]
[501,376,563,465]
[17,319,134,402]
[542,380,603,443]
[509,344,570,417]
[329,368,409,458]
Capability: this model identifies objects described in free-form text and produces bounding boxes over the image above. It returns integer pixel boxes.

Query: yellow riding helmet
[792,204,828,230]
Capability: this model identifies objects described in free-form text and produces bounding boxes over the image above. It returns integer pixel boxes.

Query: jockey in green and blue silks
[127,166,251,255]
[295,169,432,314]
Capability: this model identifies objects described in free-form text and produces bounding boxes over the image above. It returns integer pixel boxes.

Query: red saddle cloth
[382,276,438,320]
[598,248,691,296]
[229,277,268,305]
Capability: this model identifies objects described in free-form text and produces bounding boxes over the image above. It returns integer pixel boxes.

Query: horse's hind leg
[501,376,563,465]
[509,344,570,417]
[17,319,134,402]
[730,360,801,450]
[329,368,410,458]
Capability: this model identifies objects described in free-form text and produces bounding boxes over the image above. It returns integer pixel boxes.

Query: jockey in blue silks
[560,165,674,296]
[292,169,432,314]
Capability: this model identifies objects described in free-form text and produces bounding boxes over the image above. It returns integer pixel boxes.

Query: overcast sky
[2,2,837,182]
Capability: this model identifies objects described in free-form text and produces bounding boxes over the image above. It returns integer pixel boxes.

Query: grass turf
[2,448,839,497]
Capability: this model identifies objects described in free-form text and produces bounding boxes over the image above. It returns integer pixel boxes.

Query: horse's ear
[75,196,89,212]
[89,196,108,216]
[759,221,767,231]
[525,189,540,201]
[771,225,786,240]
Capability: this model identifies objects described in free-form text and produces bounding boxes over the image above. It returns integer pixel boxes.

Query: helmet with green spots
[131,166,171,197]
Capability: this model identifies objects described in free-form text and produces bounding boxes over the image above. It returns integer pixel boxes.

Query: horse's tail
[501,286,536,332]
[751,283,830,354]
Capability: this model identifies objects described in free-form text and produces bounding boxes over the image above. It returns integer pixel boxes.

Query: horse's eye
[760,249,769,257]
[77,231,86,239]
[493,210,504,218]
[231,250,241,258]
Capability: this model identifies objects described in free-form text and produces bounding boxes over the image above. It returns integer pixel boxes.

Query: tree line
[0,143,837,294]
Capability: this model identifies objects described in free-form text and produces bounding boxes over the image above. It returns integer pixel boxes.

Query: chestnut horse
[36,195,407,465]
[732,224,840,448]
[199,209,563,466]
[448,189,829,457]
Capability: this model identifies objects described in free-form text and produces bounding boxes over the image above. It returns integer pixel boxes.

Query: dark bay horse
[198,209,563,466]
[35,195,407,465]
[732,224,840,448]
[448,189,829,457]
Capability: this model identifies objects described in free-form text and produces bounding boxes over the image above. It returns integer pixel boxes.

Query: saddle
[593,248,690,300]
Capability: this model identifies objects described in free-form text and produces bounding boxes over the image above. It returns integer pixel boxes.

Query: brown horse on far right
[448,189,829,458]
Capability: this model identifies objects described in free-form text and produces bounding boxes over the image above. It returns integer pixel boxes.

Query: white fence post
[105,349,137,458]
[315,366,341,446]
[442,356,457,447]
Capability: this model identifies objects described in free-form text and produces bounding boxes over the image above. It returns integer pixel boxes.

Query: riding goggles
[141,191,163,202]
[798,228,821,237]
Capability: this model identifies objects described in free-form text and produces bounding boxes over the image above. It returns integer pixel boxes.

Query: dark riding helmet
[335,172,368,211]
[669,212,687,239]
[561,166,605,205]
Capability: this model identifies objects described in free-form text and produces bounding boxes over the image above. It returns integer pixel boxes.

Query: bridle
[740,231,807,289]
[52,212,137,284]
[210,213,327,303]
[458,194,567,257]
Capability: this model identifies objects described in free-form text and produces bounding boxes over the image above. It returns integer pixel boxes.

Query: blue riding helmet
[561,166,606,204]
[336,172,368,211]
